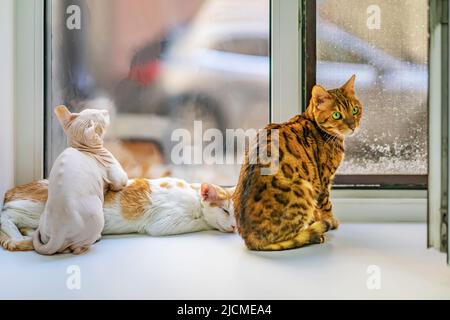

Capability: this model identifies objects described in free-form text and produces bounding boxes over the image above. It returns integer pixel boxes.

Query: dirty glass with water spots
[316,0,428,175]
[46,0,269,186]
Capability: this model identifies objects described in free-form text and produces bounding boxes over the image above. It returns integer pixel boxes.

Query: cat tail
[0,230,34,252]
[32,229,65,255]
[260,220,331,251]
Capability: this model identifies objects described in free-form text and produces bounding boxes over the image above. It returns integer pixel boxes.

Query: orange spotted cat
[234,75,361,251]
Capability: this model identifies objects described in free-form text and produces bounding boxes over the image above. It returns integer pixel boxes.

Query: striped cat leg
[258,220,330,251]
[0,231,33,251]
[0,213,34,251]
[317,196,339,230]
[0,212,23,239]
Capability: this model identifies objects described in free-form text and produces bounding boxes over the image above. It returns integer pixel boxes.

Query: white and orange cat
[0,177,236,252]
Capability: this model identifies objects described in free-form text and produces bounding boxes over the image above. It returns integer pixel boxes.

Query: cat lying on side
[0,178,236,252]
[32,106,128,255]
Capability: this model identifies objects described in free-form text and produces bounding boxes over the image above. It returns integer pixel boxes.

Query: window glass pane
[46,0,269,186]
[316,0,428,175]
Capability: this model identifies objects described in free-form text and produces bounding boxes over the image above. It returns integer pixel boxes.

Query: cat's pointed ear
[312,85,332,107]
[341,74,356,97]
[201,183,219,202]
[54,105,77,126]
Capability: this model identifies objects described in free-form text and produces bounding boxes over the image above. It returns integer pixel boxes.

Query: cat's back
[234,116,319,224]
[50,148,100,177]
[105,177,199,218]
[49,147,105,194]
[102,177,200,234]
[148,177,199,208]
[236,116,315,181]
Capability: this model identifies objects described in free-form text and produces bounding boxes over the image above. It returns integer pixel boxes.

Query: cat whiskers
[324,135,340,153]
[325,134,337,145]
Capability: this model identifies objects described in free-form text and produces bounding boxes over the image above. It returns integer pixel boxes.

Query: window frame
[15,0,427,222]
[305,0,428,190]
[270,0,302,123]
[14,0,45,185]
[0,0,15,198]
[428,0,449,253]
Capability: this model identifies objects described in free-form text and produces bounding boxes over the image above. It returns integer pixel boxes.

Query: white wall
[0,0,15,200]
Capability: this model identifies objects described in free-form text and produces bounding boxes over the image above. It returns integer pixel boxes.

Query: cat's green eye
[332,112,342,120]
[352,106,359,115]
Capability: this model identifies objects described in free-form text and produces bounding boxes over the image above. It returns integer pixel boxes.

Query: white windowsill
[332,189,427,222]
[0,223,447,299]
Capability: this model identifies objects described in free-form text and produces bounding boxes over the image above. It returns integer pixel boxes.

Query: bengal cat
[234,75,361,251]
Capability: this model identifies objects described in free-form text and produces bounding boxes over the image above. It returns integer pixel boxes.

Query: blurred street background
[46,0,428,185]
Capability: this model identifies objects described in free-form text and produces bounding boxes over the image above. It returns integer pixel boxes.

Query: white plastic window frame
[428,0,449,252]
[14,0,425,222]
[14,0,45,185]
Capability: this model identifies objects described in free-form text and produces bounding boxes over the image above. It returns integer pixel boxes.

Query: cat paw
[1,238,33,251]
[71,246,90,255]
[310,233,325,244]
[109,182,125,191]
[323,217,340,230]
[318,235,325,244]
[330,218,340,230]
[109,175,127,191]
[108,169,128,191]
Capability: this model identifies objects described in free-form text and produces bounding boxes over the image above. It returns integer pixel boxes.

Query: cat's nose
[344,118,355,129]
[231,225,236,232]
